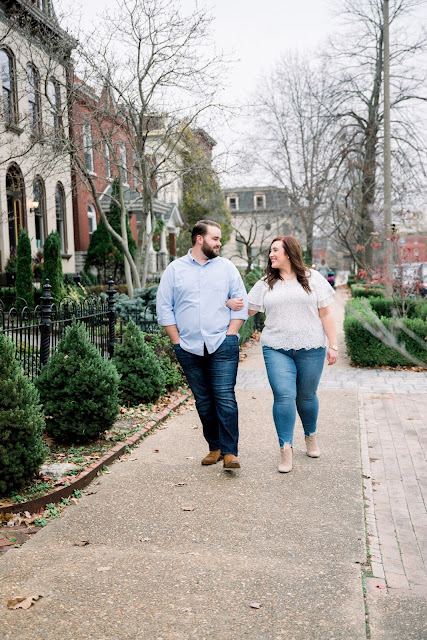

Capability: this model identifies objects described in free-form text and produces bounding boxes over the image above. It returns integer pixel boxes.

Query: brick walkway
[237,364,427,597]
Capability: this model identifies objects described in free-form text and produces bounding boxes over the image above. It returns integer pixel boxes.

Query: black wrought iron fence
[0,278,159,381]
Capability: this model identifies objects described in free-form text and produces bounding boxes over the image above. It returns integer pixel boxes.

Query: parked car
[420,263,427,298]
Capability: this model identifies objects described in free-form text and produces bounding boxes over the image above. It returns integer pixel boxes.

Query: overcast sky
[56,0,427,186]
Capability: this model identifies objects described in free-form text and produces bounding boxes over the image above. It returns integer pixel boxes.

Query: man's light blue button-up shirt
[156,250,249,356]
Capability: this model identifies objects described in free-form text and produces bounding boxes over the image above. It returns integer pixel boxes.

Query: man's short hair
[191,220,221,245]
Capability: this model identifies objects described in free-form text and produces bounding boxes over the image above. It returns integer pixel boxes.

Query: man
[156,220,248,470]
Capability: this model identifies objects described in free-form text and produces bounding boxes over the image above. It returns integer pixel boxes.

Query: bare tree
[246,54,339,262]
[325,0,427,266]
[75,0,230,288]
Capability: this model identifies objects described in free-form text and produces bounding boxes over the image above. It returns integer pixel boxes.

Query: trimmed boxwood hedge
[350,285,385,299]
[344,298,427,367]
[369,297,427,320]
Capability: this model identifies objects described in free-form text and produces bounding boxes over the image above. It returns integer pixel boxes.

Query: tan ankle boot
[278,446,292,473]
[223,454,241,470]
[201,449,222,465]
[305,434,320,458]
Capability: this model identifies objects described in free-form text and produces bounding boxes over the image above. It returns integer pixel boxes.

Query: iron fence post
[107,277,117,358]
[40,280,54,366]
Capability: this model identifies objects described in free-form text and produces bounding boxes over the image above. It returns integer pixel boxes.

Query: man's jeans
[174,335,240,456]
[262,346,326,447]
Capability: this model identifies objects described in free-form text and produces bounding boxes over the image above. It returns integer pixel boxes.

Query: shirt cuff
[317,294,335,309]
[248,303,263,312]
[157,313,177,326]
[230,311,249,320]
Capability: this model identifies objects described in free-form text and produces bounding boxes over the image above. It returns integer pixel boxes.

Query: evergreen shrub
[144,329,184,389]
[369,297,426,320]
[344,298,427,367]
[350,285,385,299]
[36,320,120,443]
[0,334,47,494]
[15,229,34,307]
[115,286,158,326]
[43,231,64,303]
[114,320,165,405]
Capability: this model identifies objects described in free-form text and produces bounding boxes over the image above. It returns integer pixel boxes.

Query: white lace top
[247,269,335,350]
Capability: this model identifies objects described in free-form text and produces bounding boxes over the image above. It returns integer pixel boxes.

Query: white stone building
[0,0,75,283]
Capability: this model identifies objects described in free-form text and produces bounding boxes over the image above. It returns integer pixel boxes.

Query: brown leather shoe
[223,454,241,470]
[201,450,223,465]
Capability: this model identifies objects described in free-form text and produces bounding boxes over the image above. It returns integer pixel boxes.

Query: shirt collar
[187,248,216,266]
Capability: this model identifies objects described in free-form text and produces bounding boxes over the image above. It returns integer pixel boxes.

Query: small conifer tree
[0,334,47,494]
[114,320,166,405]
[42,231,63,303]
[85,178,136,283]
[15,229,34,307]
[36,320,120,443]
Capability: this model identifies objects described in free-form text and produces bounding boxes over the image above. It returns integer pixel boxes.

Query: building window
[227,195,239,211]
[55,183,66,252]
[119,142,127,183]
[83,123,94,172]
[27,64,42,136]
[105,143,111,179]
[47,79,61,133]
[33,177,46,250]
[0,48,17,126]
[88,204,97,235]
[6,164,25,254]
[254,194,266,210]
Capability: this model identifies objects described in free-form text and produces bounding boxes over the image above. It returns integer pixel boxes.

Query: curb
[0,393,190,516]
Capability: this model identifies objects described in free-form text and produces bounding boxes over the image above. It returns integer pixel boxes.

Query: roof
[100,185,183,230]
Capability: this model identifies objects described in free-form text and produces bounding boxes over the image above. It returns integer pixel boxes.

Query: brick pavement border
[0,392,191,517]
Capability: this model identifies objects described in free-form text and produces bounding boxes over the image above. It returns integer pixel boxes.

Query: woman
[228,236,338,473]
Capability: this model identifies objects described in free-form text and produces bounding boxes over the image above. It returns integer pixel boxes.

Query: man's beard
[202,240,219,260]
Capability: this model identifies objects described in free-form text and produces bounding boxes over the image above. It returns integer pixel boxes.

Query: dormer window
[254,194,266,210]
[227,195,239,211]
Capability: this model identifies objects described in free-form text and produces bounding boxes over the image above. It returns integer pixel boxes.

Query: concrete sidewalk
[0,340,366,640]
[1,287,425,639]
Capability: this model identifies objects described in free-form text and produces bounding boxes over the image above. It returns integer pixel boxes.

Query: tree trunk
[118,171,134,297]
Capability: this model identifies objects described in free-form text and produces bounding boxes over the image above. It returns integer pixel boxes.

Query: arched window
[55,183,67,252]
[6,164,26,254]
[88,204,97,235]
[27,64,42,136]
[47,78,61,133]
[0,48,17,126]
[33,177,46,250]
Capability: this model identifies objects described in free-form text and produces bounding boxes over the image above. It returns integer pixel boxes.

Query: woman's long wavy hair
[265,236,312,293]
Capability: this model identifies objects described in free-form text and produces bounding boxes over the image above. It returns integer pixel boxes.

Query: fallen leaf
[74,540,89,547]
[250,602,261,609]
[181,506,195,511]
[97,566,112,572]
[186,456,194,460]
[139,537,151,542]
[169,482,187,487]
[70,498,79,505]
[153,449,159,453]
[8,594,43,610]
